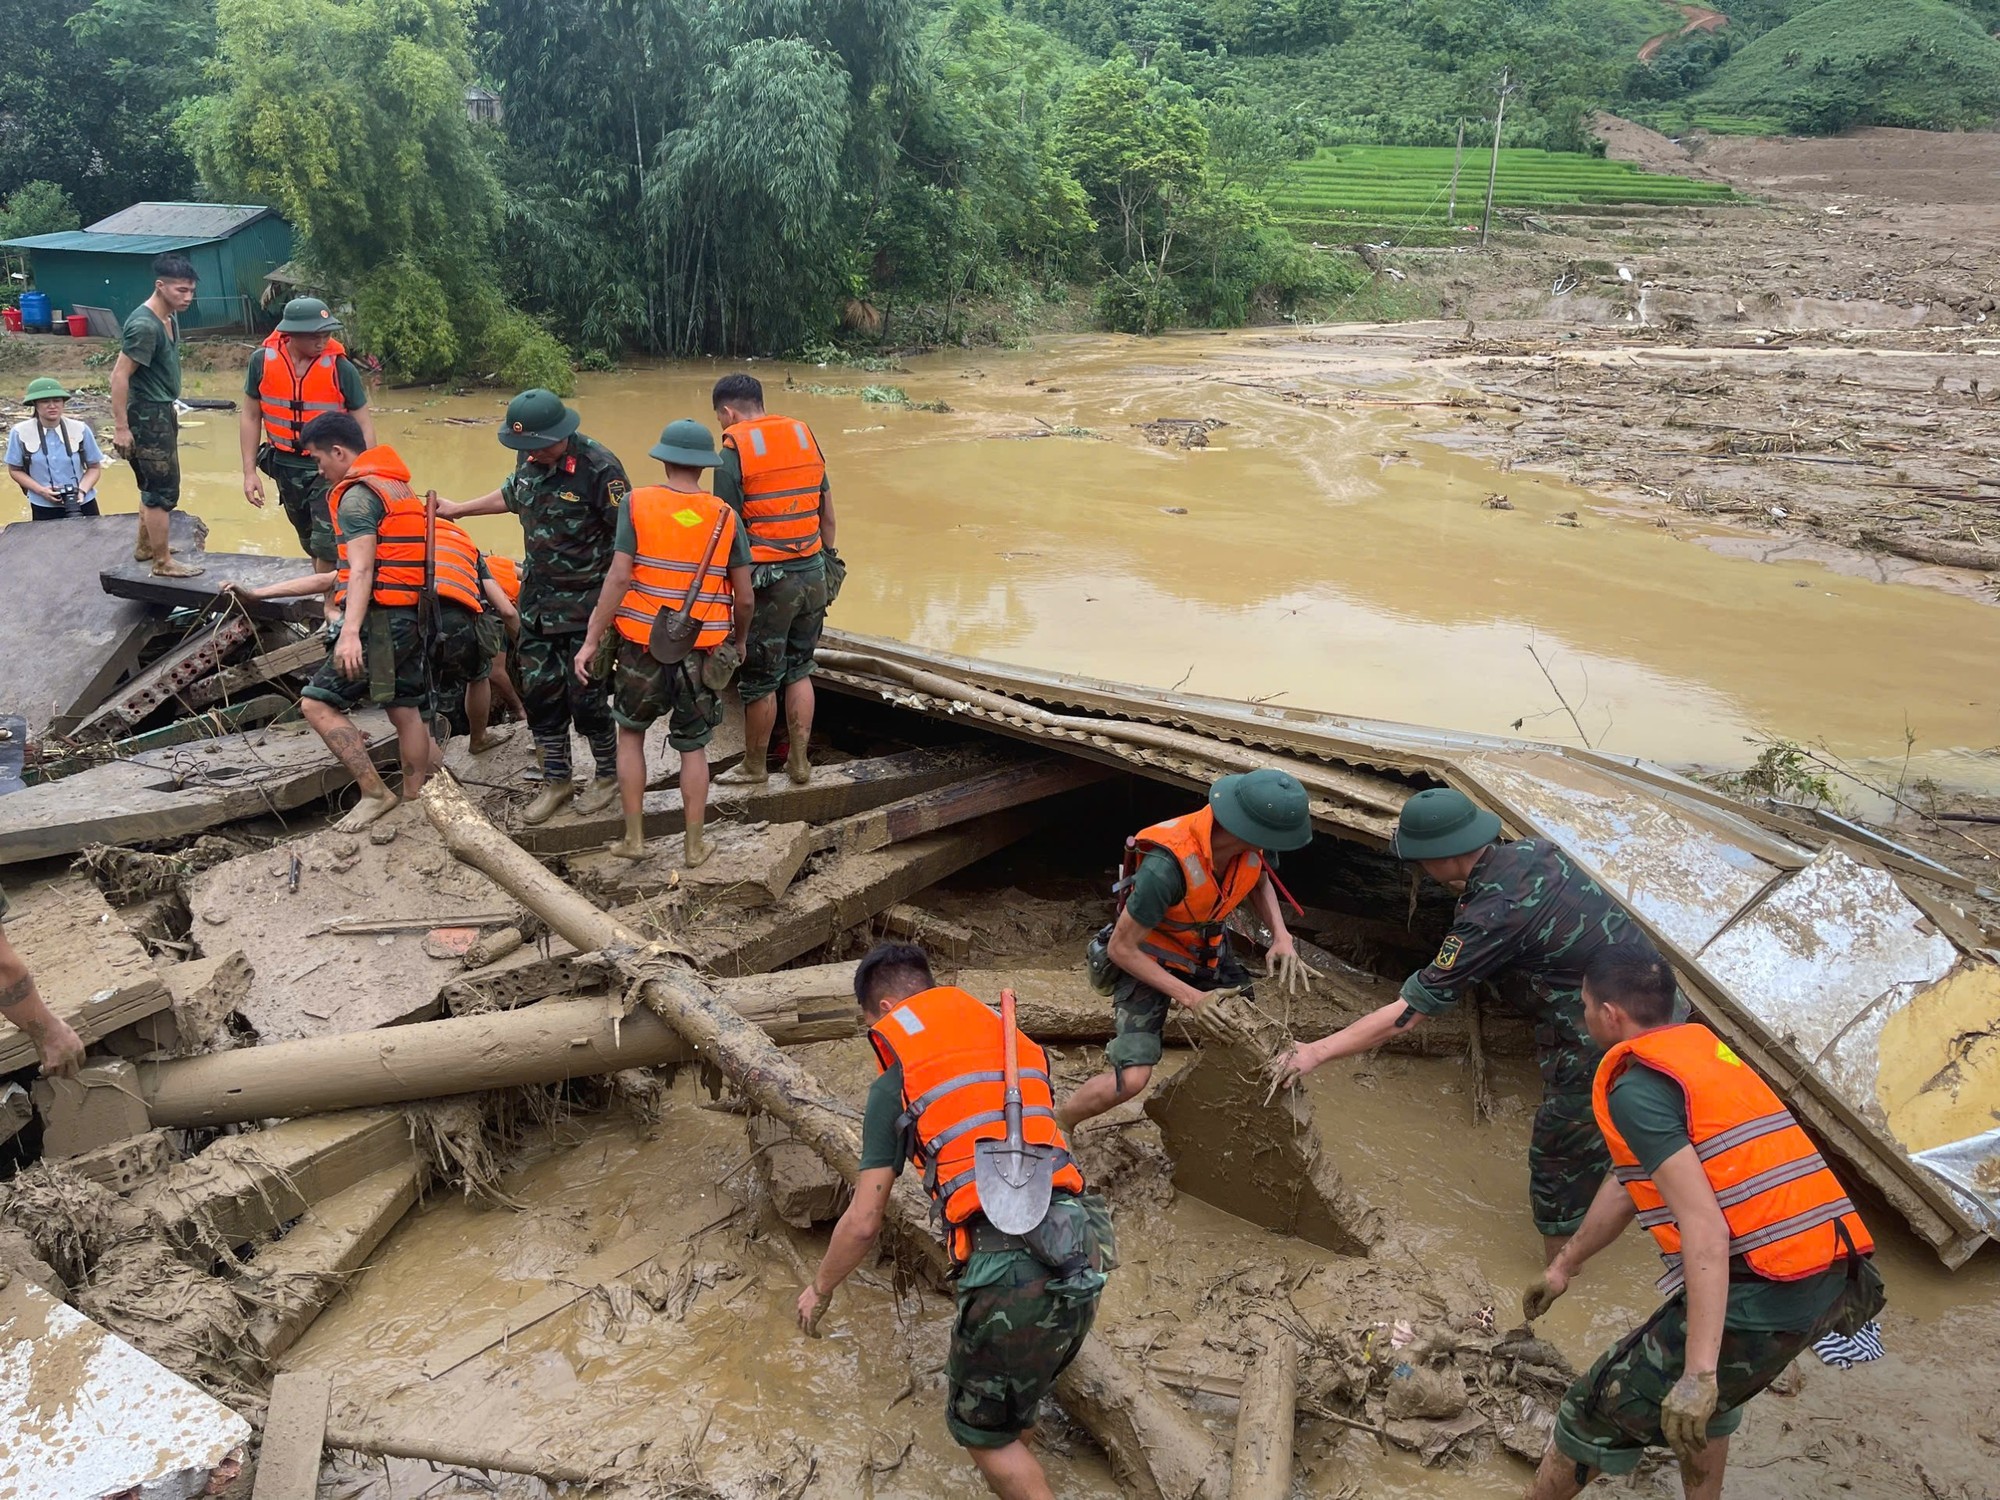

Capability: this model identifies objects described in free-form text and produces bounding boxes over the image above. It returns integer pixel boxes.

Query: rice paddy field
[1268,145,1742,247]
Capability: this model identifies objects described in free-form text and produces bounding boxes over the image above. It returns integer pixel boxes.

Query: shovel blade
[974,1138,1059,1235]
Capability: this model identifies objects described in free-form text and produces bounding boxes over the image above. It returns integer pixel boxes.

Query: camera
[50,486,83,513]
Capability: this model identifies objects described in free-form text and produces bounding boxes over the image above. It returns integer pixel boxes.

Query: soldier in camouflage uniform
[797,944,1114,1498]
[1279,787,1658,1258]
[438,390,630,824]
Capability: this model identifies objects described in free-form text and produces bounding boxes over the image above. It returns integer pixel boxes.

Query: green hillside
[1687,0,2000,133]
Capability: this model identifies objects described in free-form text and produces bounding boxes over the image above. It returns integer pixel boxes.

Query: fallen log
[1861,530,2000,572]
[1228,1319,1298,1500]
[138,988,857,1129]
[419,771,1230,1500]
[322,1417,601,1485]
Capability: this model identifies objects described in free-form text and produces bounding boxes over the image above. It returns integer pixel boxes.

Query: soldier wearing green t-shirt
[110,252,202,578]
[1280,787,1657,1260]
[0,884,85,1076]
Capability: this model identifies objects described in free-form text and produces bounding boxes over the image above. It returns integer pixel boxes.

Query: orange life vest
[486,553,521,604]
[329,447,482,613]
[615,487,739,649]
[1595,1022,1874,1295]
[723,414,824,564]
[868,985,1086,1263]
[257,332,350,454]
[1120,807,1265,980]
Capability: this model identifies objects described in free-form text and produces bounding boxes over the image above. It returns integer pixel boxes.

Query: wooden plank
[0,714,398,866]
[0,878,170,1074]
[245,1161,424,1363]
[252,1370,331,1500]
[69,615,258,739]
[569,819,814,910]
[183,635,325,709]
[691,803,1065,976]
[0,511,205,743]
[882,903,974,959]
[812,756,1108,857]
[420,1231,670,1379]
[99,551,321,623]
[512,744,1014,855]
[132,1109,415,1255]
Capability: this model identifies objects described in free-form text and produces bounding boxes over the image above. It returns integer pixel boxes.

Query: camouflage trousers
[1554,1284,1847,1475]
[265,454,336,563]
[431,604,498,736]
[126,400,180,510]
[1104,939,1252,1074]
[301,606,428,712]
[740,559,828,702]
[1529,1089,1613,1239]
[945,1249,1100,1449]
[517,617,615,777]
[611,638,724,748]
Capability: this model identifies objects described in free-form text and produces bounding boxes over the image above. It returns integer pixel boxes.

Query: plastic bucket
[65,313,88,338]
[18,291,50,332]
[1,307,20,333]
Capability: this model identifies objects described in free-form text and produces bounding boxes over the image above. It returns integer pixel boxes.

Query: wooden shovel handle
[1000,988,1020,1097]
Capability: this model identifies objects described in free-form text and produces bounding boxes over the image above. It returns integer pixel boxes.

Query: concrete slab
[0,1275,250,1500]
[0,712,397,866]
[569,820,814,910]
[0,877,170,1075]
[99,550,321,622]
[0,510,205,743]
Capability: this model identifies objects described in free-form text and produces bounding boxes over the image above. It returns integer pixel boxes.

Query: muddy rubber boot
[151,555,205,578]
[521,779,575,826]
[784,740,812,786]
[683,820,711,869]
[575,775,620,815]
[609,810,647,860]
[717,757,768,787]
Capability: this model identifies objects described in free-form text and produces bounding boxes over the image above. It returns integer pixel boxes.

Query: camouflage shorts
[1105,941,1252,1073]
[740,560,828,702]
[1555,1289,1840,1475]
[1529,1090,1613,1238]
[268,458,336,563]
[945,1250,1100,1449]
[611,637,724,747]
[301,606,429,711]
[126,400,180,510]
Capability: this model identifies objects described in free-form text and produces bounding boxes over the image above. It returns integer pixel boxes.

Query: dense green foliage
[0,183,83,242]
[12,0,2000,366]
[1269,146,1737,247]
[1684,0,2000,134]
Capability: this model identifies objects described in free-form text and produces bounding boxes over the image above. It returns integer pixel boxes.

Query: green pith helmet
[23,377,72,406]
[650,419,719,467]
[499,388,580,451]
[276,296,341,335]
[1209,769,1312,852]
[1392,787,1502,862]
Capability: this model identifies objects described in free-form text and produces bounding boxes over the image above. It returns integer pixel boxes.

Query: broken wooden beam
[320,1416,601,1485]
[419,770,1230,1500]
[881,903,974,959]
[0,878,170,1073]
[138,988,858,1129]
[68,614,258,739]
[244,1162,425,1363]
[568,819,815,910]
[1228,1319,1298,1500]
[252,1370,332,1500]
[511,743,1017,855]
[182,634,325,709]
[811,755,1108,857]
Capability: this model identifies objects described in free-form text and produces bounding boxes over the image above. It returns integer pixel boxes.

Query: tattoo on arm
[0,972,33,1011]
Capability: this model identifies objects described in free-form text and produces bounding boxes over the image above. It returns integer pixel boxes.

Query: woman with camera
[7,377,105,519]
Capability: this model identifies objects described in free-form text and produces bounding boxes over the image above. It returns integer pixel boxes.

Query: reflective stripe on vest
[1123,807,1264,980]
[257,338,348,453]
[867,986,1085,1262]
[431,524,483,613]
[725,414,824,563]
[614,487,738,648]
[1593,1022,1874,1294]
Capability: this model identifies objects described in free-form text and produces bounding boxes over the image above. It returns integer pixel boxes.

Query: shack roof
[2,203,277,255]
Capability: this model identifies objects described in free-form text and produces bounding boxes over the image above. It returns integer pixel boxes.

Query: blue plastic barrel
[18,291,51,332]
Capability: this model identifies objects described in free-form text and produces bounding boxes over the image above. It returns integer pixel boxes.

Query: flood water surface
[63,328,2000,791]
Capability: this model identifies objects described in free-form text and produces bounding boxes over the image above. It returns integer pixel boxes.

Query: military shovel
[972,988,1060,1235]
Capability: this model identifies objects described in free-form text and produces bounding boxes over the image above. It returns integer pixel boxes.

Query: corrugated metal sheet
[1,231,225,254]
[86,202,272,238]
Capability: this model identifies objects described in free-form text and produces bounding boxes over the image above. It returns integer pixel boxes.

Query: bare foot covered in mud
[469,726,516,754]
[785,744,812,785]
[336,789,401,832]
[609,831,647,860]
[682,827,711,868]
[717,761,768,787]
[151,556,204,578]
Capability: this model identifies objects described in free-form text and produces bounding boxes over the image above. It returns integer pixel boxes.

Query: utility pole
[1480,69,1515,247]
[1448,116,1466,224]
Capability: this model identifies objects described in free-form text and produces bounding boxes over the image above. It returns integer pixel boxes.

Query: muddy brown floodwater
[51,330,2000,797]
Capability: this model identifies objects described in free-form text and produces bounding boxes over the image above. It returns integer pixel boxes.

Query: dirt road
[1637,3,1728,64]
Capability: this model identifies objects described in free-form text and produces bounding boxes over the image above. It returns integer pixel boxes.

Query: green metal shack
[2,203,292,332]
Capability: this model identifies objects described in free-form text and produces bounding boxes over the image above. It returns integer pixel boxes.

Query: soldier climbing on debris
[1279,786,1664,1260]
[798,942,1114,1500]
[1520,942,1884,1500]
[437,389,631,825]
[1057,768,1316,1130]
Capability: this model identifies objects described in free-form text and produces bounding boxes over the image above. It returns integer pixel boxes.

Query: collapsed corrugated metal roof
[817,627,2000,1267]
